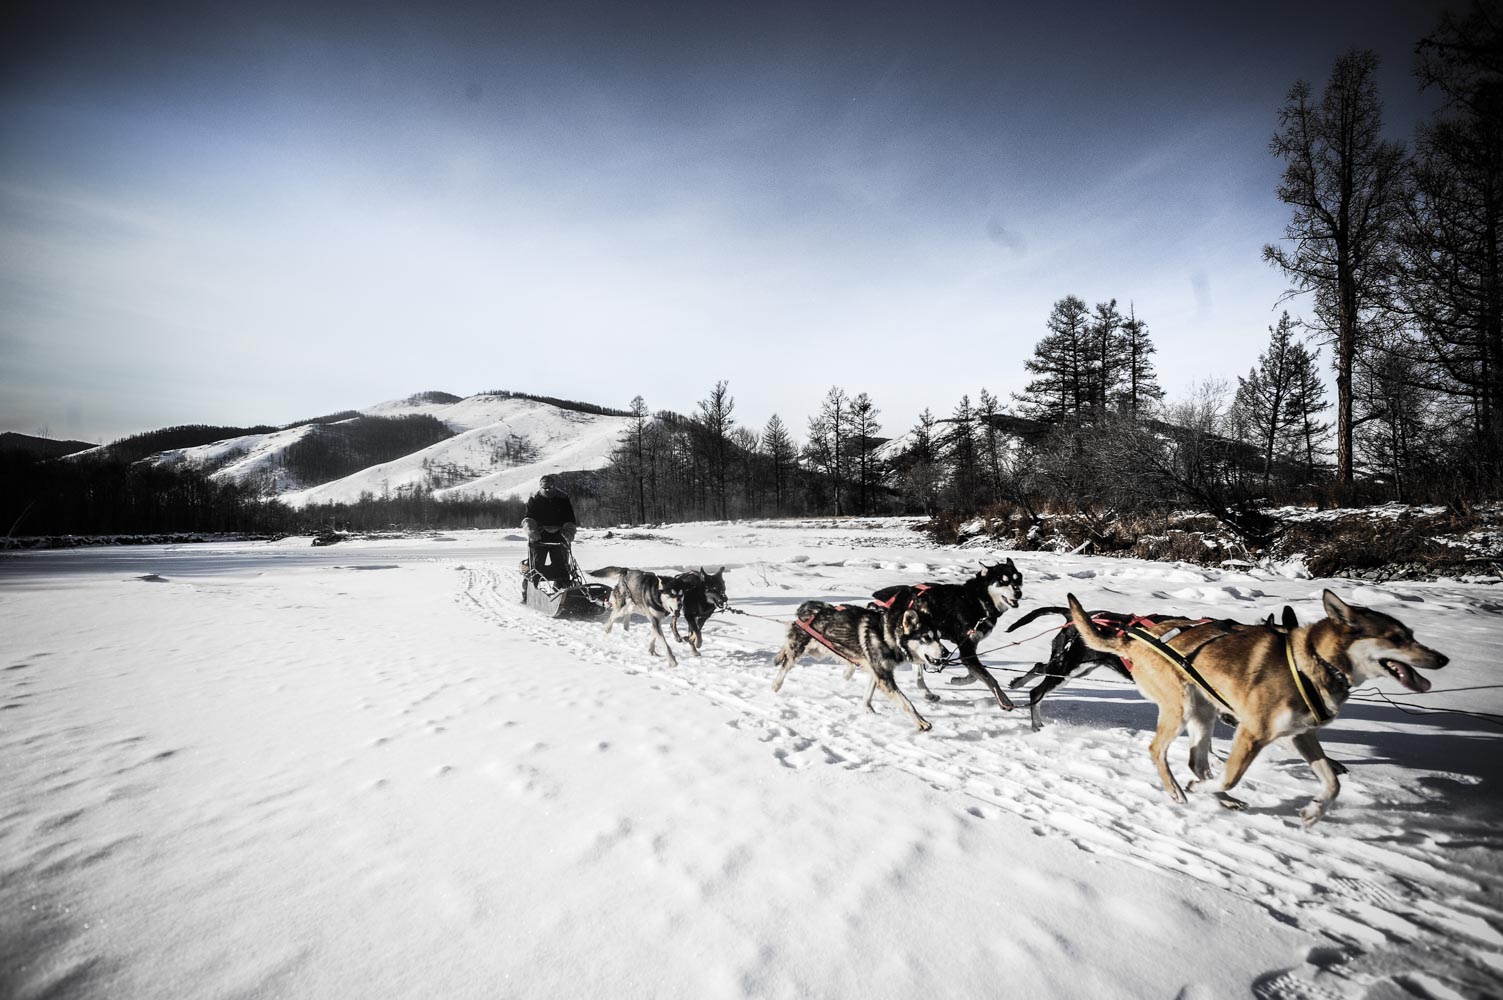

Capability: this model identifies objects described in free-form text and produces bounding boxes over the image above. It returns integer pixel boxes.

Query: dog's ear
[1281,605,1298,629]
[901,608,920,633]
[1322,589,1357,628]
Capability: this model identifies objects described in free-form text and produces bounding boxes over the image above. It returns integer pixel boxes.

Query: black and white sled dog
[668,567,729,656]
[870,559,1024,712]
[771,600,951,731]
[588,567,689,667]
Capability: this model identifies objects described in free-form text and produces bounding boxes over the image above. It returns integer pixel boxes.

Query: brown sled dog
[1065,590,1448,825]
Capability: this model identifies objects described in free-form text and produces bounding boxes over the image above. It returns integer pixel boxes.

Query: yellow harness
[1284,637,1333,723]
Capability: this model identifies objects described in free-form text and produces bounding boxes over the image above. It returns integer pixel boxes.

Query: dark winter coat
[525,487,576,530]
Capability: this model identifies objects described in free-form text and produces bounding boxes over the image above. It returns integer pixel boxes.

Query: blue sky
[1,1,1447,443]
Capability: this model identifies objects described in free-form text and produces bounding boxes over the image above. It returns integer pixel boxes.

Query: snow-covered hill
[151,393,632,507]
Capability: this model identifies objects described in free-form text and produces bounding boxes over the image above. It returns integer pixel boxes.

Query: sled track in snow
[459,562,1503,997]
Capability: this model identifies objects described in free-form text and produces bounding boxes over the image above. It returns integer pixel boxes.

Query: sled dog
[589,567,688,667]
[1003,606,1300,731]
[1066,590,1447,824]
[668,567,729,655]
[1004,607,1207,731]
[772,600,950,732]
[870,559,1024,712]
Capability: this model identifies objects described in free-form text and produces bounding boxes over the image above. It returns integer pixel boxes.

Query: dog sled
[520,539,612,621]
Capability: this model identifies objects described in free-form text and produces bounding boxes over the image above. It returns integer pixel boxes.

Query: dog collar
[1311,649,1351,699]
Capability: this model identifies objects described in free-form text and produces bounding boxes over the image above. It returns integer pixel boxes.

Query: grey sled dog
[589,567,688,667]
[772,600,951,731]
[1066,589,1448,825]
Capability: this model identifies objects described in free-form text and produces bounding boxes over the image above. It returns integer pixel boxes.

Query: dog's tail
[587,566,627,581]
[1066,594,1135,657]
[1005,605,1070,632]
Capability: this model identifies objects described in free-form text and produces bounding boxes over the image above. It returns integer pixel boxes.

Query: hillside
[147,392,632,507]
[0,431,95,459]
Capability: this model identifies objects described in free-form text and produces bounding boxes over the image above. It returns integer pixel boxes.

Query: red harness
[870,583,930,612]
[795,606,863,667]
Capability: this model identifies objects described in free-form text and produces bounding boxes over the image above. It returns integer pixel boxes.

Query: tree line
[1262,2,1502,497]
[597,3,1500,529]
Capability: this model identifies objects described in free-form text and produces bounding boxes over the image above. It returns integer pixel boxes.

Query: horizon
[1,0,1450,445]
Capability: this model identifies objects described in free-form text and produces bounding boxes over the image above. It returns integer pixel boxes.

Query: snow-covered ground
[3,518,1500,999]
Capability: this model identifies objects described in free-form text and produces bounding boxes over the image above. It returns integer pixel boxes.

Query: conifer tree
[848,392,882,515]
[1016,295,1092,424]
[697,381,734,519]
[1234,313,1301,488]
[1089,298,1127,413]
[762,414,796,514]
[1118,304,1164,415]
[946,395,981,507]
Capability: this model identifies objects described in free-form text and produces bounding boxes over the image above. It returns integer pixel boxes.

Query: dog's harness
[794,606,865,669]
[870,583,930,612]
[1283,637,1334,723]
[1118,619,1237,712]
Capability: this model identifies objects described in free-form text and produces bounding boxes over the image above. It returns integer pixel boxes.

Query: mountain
[146,391,633,507]
[0,432,95,459]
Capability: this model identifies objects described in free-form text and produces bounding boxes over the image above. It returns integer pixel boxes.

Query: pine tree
[1016,295,1093,425]
[1118,304,1164,415]
[697,381,734,520]
[1284,341,1331,483]
[627,395,649,522]
[945,395,981,508]
[1234,312,1301,489]
[1088,298,1127,414]
[848,392,882,515]
[762,414,796,515]
[977,388,1005,503]
[902,408,942,514]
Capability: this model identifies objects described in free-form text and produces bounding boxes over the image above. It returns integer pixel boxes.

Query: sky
[0,0,1453,445]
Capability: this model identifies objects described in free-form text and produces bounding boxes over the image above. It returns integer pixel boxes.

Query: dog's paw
[1167,782,1188,804]
[923,692,941,702]
[1216,793,1248,811]
[1300,800,1327,827]
[915,719,933,732]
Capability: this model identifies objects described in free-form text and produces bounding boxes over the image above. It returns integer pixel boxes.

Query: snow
[3,518,1501,999]
[149,394,632,506]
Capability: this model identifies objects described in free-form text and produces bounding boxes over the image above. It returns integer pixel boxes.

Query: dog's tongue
[1391,661,1432,693]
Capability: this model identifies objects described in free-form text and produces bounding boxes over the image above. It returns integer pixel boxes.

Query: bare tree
[1263,49,1408,490]
[806,386,849,514]
[1399,1,1503,475]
